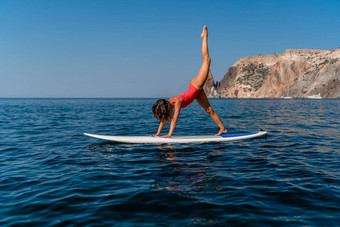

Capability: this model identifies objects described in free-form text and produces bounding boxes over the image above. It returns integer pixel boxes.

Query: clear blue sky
[1,0,339,98]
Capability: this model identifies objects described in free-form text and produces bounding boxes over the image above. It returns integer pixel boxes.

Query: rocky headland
[203,48,340,98]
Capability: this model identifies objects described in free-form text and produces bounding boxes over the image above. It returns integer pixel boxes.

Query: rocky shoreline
[204,48,340,98]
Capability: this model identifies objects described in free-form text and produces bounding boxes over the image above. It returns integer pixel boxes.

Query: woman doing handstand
[152,26,227,138]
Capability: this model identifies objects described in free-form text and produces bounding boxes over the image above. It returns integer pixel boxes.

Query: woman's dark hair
[152,99,173,121]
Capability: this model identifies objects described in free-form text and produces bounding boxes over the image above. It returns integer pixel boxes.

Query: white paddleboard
[84,131,267,144]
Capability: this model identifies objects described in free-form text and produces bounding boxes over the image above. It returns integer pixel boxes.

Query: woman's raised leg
[191,25,211,89]
[196,90,227,135]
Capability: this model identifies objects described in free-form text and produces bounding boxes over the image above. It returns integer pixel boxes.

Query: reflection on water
[154,144,207,193]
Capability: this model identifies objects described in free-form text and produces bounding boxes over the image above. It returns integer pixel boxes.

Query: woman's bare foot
[216,128,227,136]
[201,25,208,39]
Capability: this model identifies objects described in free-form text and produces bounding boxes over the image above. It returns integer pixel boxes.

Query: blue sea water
[0,98,339,226]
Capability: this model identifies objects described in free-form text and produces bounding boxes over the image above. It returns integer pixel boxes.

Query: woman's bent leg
[191,26,211,89]
[196,90,227,135]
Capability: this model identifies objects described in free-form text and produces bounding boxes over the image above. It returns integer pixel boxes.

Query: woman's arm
[153,120,167,136]
[160,100,181,138]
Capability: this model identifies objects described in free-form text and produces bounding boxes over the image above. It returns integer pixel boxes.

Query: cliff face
[212,48,340,98]
[203,70,220,98]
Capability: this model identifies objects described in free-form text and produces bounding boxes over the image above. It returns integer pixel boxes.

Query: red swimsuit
[173,83,202,108]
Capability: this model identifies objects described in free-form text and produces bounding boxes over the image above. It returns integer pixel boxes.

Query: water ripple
[0,98,340,226]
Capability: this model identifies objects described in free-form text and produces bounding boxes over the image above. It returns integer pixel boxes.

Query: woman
[152,26,227,138]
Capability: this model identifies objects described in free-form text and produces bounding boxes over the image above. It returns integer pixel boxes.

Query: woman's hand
[153,120,167,137]
[162,100,181,139]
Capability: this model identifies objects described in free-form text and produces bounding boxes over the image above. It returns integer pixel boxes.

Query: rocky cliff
[208,48,340,98]
[203,70,220,98]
